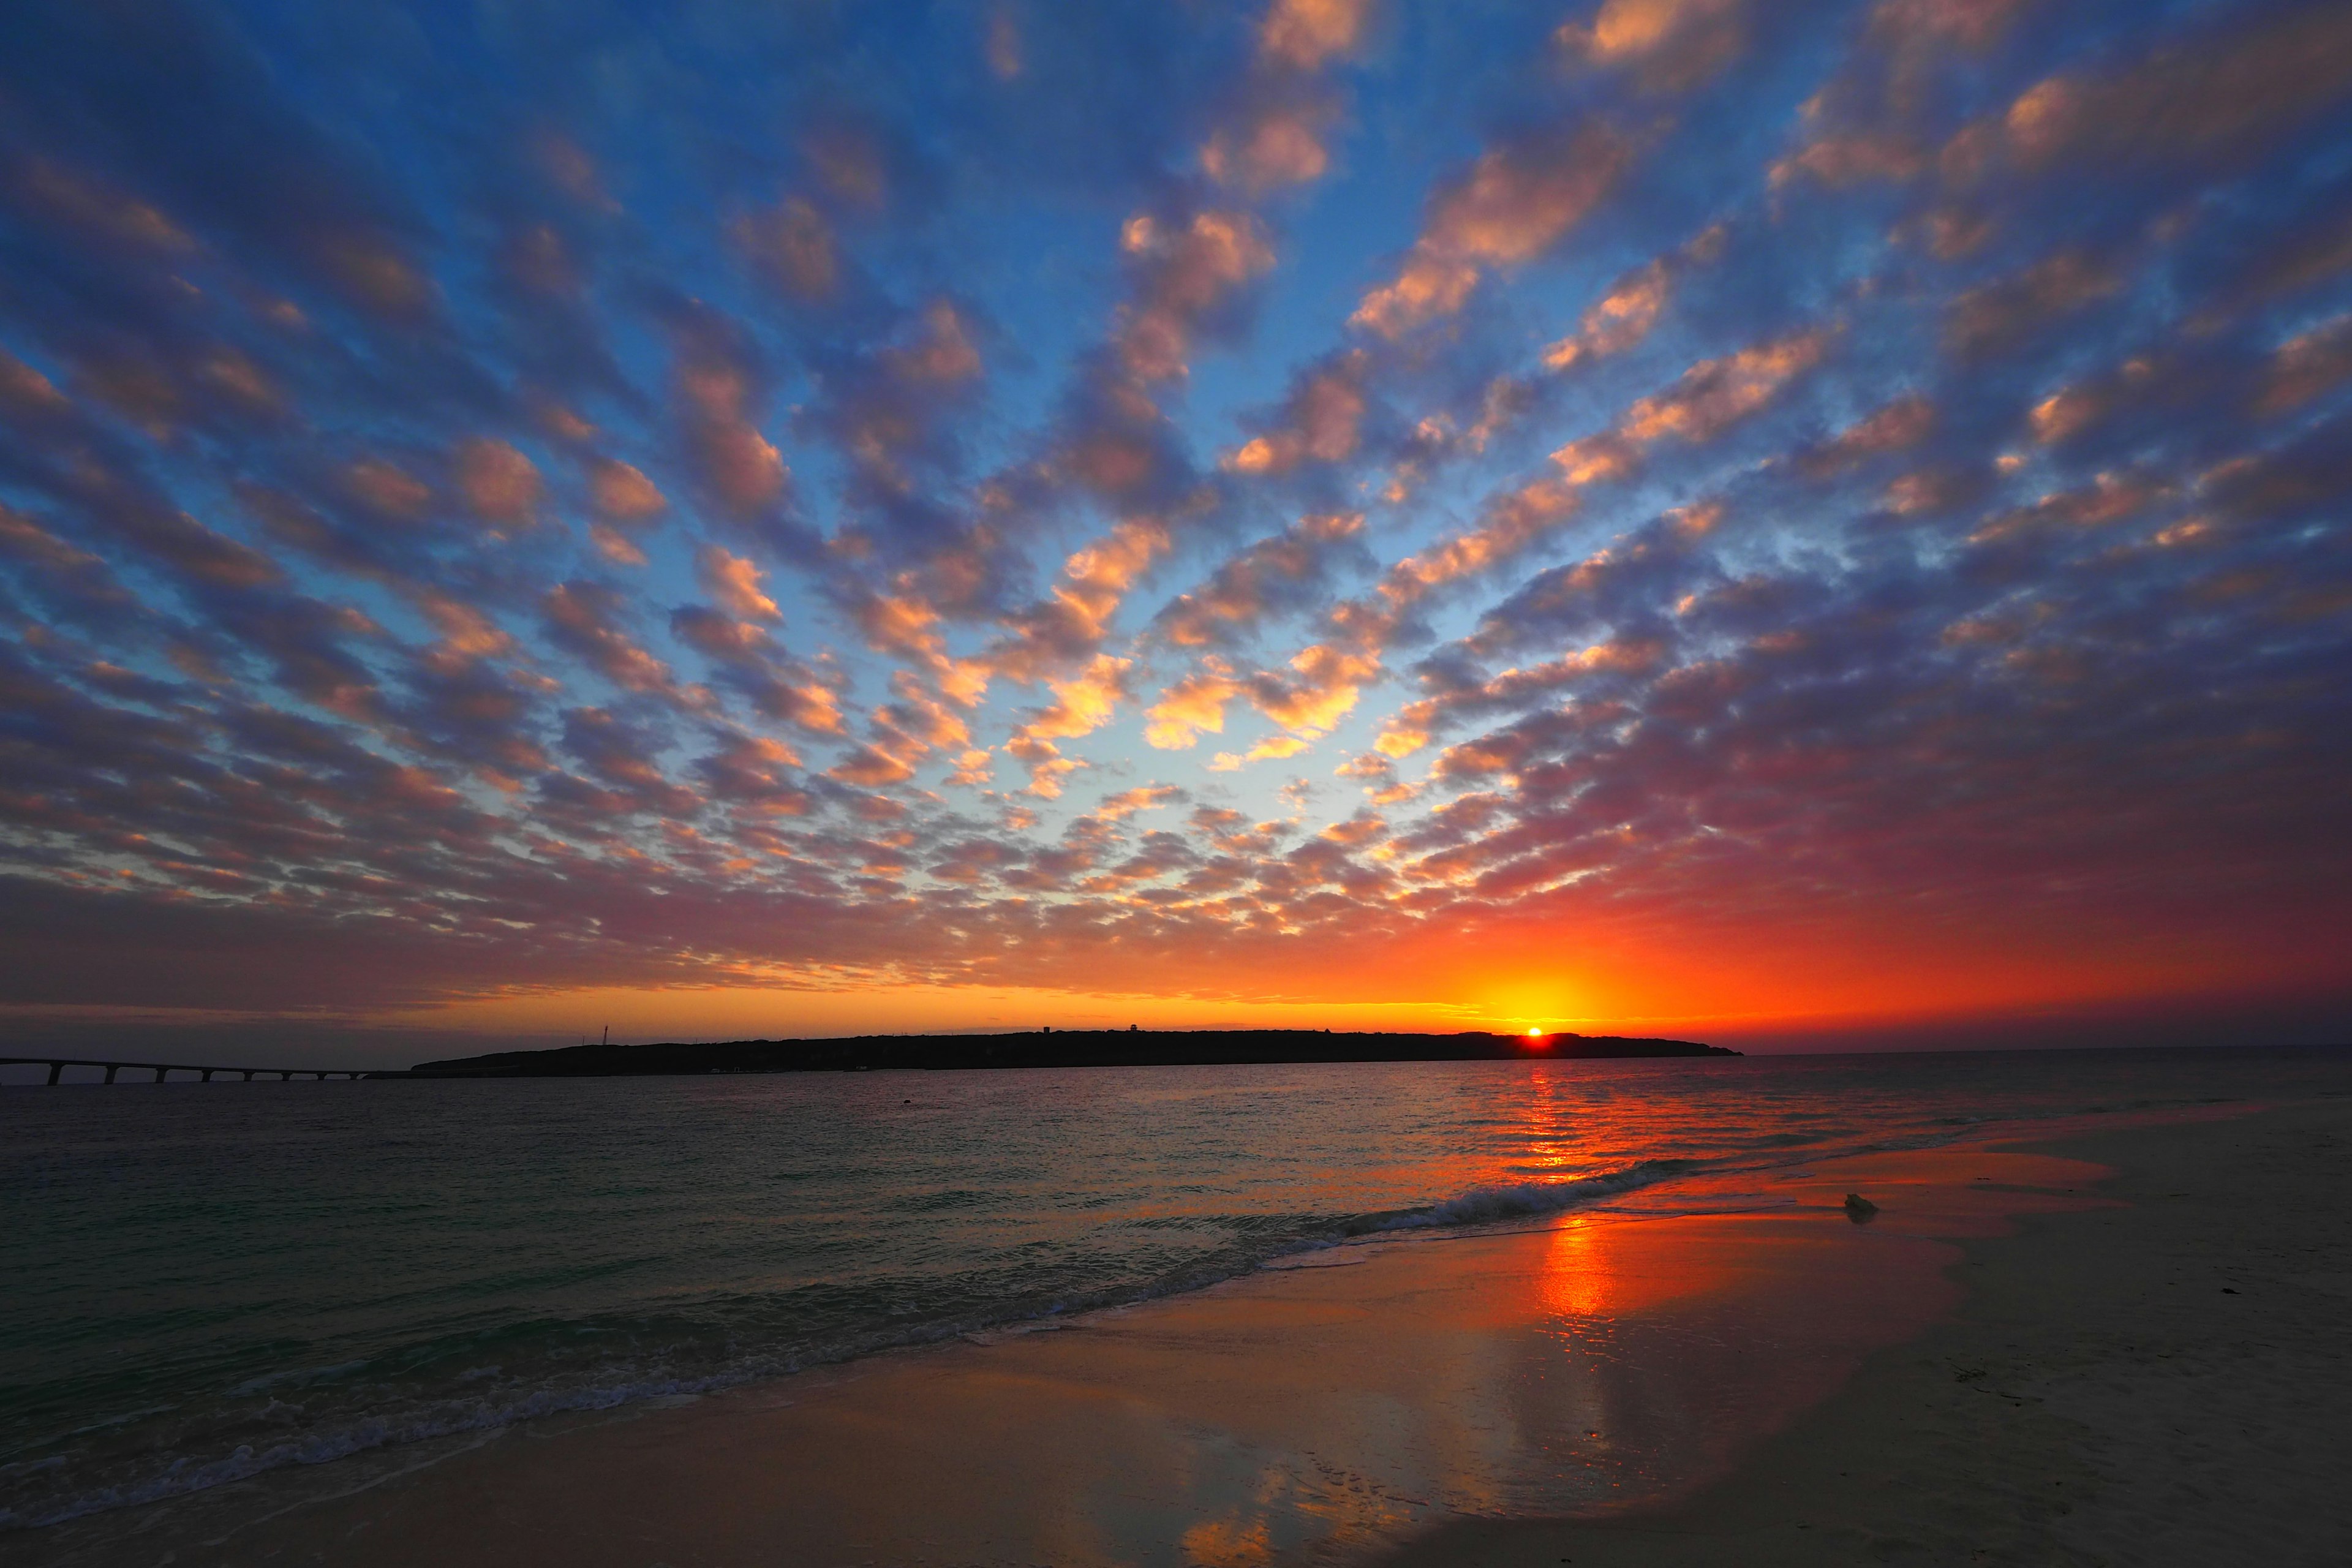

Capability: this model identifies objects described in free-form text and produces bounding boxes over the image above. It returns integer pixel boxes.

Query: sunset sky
[2,0,2348,1060]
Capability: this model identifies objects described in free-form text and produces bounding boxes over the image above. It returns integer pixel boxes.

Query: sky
[1,0,2349,1062]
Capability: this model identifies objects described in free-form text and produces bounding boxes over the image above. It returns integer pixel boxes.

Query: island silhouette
[394,1030,1736,1077]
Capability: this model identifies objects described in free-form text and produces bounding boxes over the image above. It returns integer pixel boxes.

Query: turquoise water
[3,1046,2346,1534]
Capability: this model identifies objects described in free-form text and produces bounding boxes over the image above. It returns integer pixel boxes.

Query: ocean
[3,1044,2346,1537]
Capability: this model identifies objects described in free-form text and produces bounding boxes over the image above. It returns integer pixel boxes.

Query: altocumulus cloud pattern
[1,0,2348,1045]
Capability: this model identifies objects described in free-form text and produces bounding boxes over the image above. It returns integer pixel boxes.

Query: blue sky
[2,0,2349,1055]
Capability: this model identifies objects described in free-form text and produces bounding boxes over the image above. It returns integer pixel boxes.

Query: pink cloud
[1257,0,1373,71]
[453,440,541,531]
[1557,0,1748,94]
[731,197,839,299]
[698,546,781,622]
[1353,124,1634,337]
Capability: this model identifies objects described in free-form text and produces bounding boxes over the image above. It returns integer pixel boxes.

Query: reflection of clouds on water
[1062,1415,1433,1568]
[1172,1450,1428,1568]
[1181,1511,1272,1568]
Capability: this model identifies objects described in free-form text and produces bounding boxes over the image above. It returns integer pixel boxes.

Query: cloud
[1771,129,1926,192]
[1245,641,1382,736]
[559,706,702,817]
[1094,783,1185,821]
[1115,209,1277,382]
[1013,654,1133,743]
[695,733,812,816]
[892,300,984,385]
[947,748,996,788]
[342,459,434,522]
[416,594,515,662]
[1350,255,1482,342]
[663,307,793,518]
[982,519,1170,688]
[1258,0,1373,71]
[453,440,540,530]
[1197,320,1826,784]
[1768,0,2034,194]
[986,6,1025,80]
[1943,251,2122,360]
[0,350,71,420]
[2220,208,2352,313]
[1003,734,1081,797]
[1557,0,1748,94]
[1798,394,1935,477]
[542,581,692,699]
[698,546,781,622]
[2200,413,2352,526]
[1994,7,2352,174]
[0,504,136,620]
[1222,355,1368,473]
[1385,477,1583,600]
[2256,315,2352,416]
[733,197,839,300]
[668,603,846,736]
[1156,512,1365,648]
[590,459,668,522]
[312,233,438,321]
[1544,257,1673,370]
[1618,328,1833,443]
[1379,636,1670,760]
[1319,809,1387,846]
[1234,734,1314,764]
[1353,124,1634,337]
[845,590,989,707]
[827,742,918,788]
[1202,92,1341,194]
[1422,132,1631,266]
[1145,664,1243,749]
[6,154,200,258]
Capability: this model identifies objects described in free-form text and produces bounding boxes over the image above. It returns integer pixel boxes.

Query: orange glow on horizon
[178,885,2348,1063]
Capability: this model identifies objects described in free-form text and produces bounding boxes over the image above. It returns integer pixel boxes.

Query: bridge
[1,1056,374,1085]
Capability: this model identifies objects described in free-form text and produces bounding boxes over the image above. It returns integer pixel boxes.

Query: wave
[0,1366,757,1532]
[1352,1158,1703,1235]
[2,1159,1719,1534]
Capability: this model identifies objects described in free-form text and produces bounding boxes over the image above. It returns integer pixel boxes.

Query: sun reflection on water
[1541,1218,1619,1323]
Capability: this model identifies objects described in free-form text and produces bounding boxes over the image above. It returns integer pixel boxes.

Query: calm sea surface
[4,1046,2346,1533]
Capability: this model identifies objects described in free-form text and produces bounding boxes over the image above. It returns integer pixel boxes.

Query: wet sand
[12,1102,2347,1567]
[1388,1098,2352,1567]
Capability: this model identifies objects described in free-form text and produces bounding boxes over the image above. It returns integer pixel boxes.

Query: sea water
[3,1045,2345,1535]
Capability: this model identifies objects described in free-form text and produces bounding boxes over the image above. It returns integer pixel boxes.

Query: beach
[14,1091,2345,1568]
[1394,1098,2352,1568]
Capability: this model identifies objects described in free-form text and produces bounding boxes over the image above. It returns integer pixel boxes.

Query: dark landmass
[391,1030,1736,1078]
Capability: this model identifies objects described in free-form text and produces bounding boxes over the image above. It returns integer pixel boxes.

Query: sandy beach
[1392,1098,2352,1568]
[11,1099,2348,1568]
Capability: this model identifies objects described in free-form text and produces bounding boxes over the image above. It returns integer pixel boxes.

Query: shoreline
[8,1098,2346,1566]
[0,1134,1880,1540]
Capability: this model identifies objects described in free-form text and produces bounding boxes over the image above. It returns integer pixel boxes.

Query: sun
[1526,1026,1544,1038]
